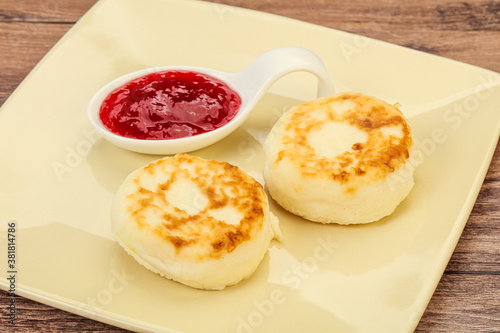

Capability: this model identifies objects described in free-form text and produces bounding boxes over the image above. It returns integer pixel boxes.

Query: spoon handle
[230,46,335,102]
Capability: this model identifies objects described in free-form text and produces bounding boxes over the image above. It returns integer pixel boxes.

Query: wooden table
[0,0,499,332]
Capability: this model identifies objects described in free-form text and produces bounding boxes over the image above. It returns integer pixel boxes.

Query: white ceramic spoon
[87,46,335,155]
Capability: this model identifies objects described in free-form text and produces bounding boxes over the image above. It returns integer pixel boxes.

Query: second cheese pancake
[264,92,417,224]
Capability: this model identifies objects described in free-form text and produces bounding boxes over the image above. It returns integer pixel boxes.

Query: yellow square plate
[1,0,500,332]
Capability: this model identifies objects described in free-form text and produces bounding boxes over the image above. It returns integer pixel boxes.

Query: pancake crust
[112,153,281,289]
[264,92,416,224]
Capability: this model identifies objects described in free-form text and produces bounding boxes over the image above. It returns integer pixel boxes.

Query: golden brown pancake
[263,92,416,224]
[112,153,281,290]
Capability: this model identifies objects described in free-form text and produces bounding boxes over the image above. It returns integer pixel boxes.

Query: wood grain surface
[0,0,499,332]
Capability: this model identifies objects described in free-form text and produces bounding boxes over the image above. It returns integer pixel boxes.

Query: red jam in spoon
[99,70,241,140]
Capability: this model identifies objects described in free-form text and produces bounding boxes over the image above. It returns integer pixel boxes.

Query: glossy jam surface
[99,71,241,140]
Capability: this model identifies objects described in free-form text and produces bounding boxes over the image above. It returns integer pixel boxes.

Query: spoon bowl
[87,46,335,155]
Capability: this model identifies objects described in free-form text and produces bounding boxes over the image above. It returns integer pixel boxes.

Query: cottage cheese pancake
[263,92,416,224]
[112,153,281,290]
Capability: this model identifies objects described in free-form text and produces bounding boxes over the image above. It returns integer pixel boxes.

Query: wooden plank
[0,0,499,332]
[416,274,500,332]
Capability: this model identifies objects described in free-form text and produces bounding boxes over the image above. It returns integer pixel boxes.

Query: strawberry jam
[99,70,241,140]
